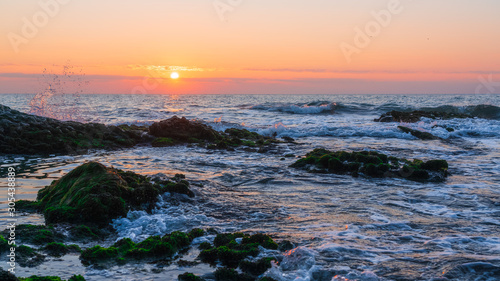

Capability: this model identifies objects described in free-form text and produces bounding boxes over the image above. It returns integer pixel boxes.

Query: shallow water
[1,94,500,280]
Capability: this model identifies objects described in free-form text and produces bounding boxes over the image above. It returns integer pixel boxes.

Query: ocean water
[1,93,500,281]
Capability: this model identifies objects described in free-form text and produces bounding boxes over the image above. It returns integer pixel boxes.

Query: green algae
[199,233,278,268]
[239,257,277,276]
[178,272,204,281]
[152,137,175,147]
[214,268,253,281]
[42,242,81,257]
[18,275,85,281]
[291,148,449,182]
[34,162,194,226]
[80,230,201,265]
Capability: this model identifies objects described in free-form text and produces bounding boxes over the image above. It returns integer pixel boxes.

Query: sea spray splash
[29,63,89,122]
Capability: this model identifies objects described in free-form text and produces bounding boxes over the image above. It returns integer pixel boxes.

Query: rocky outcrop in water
[149,116,281,150]
[0,106,281,155]
[0,105,146,155]
[374,110,471,123]
[291,148,449,182]
[149,116,220,142]
[20,162,195,226]
[398,126,441,140]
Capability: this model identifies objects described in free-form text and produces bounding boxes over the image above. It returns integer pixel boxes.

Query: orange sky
[1,0,499,94]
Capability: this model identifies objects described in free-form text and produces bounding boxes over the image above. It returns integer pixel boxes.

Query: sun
[170,72,179,79]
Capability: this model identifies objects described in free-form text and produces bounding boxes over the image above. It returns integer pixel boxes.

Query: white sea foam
[112,194,217,242]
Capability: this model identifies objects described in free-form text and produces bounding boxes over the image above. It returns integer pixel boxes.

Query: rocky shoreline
[0,105,283,156]
[1,106,462,280]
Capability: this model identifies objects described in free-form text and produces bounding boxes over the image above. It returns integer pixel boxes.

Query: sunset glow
[1,0,499,94]
[170,72,180,79]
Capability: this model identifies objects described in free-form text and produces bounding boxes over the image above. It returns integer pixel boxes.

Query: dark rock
[80,231,192,265]
[375,110,471,123]
[291,148,449,182]
[0,268,17,281]
[178,273,204,281]
[398,126,440,140]
[0,105,144,155]
[149,116,220,142]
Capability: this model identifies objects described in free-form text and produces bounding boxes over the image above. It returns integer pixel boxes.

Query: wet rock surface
[0,105,145,155]
[291,148,449,182]
[22,162,196,226]
[374,110,471,123]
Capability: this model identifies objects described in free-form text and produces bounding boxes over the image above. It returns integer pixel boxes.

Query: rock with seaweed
[80,228,204,265]
[17,275,86,281]
[198,232,279,276]
[374,110,471,123]
[0,106,282,155]
[0,268,18,281]
[149,116,281,150]
[291,148,449,182]
[0,105,146,155]
[398,126,441,140]
[32,161,194,226]
[149,116,221,143]
[178,272,205,281]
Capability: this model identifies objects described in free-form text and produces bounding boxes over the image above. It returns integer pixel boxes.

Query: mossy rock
[80,230,195,265]
[0,235,10,252]
[14,200,41,213]
[239,257,276,276]
[214,268,253,281]
[199,233,278,268]
[0,268,17,281]
[0,105,143,155]
[178,273,204,281]
[12,225,65,245]
[68,225,103,242]
[42,242,81,257]
[375,110,472,123]
[291,149,449,182]
[18,275,86,281]
[17,245,45,267]
[152,137,175,147]
[36,162,181,226]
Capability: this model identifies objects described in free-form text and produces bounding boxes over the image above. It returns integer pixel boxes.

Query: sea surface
[1,93,500,281]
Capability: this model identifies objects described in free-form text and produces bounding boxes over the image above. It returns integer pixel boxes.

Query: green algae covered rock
[80,229,203,265]
[17,275,85,281]
[0,105,144,155]
[178,273,204,281]
[374,110,471,123]
[198,233,278,269]
[42,242,81,257]
[291,148,449,182]
[36,162,192,226]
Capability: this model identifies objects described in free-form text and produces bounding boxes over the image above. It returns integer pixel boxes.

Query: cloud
[242,68,500,75]
[127,65,215,72]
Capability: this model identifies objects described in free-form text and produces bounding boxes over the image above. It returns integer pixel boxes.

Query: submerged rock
[374,110,471,123]
[398,126,441,140]
[0,105,145,155]
[291,148,449,182]
[33,162,194,226]
[80,228,203,265]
